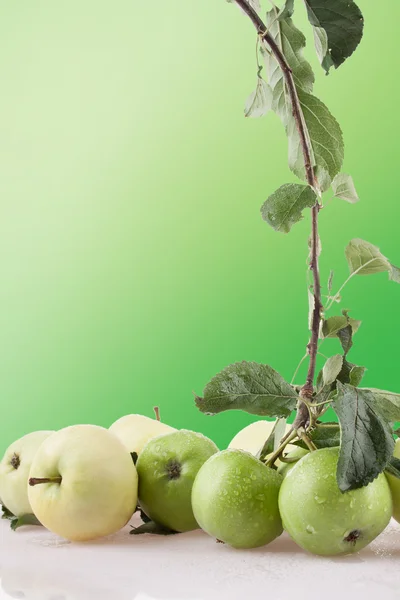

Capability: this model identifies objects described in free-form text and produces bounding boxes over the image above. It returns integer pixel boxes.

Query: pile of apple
[1,416,400,556]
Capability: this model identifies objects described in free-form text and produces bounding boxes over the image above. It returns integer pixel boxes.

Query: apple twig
[233,0,322,414]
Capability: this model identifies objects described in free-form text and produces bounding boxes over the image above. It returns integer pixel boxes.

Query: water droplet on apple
[314,495,326,504]
[306,524,316,534]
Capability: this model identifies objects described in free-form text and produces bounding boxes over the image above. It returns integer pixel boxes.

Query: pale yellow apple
[386,438,400,523]
[0,431,54,516]
[28,425,138,541]
[109,414,175,455]
[228,420,294,457]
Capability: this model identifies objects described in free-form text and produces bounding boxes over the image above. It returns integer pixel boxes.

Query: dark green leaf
[2,505,42,531]
[278,0,294,19]
[361,388,400,423]
[260,183,317,233]
[10,514,42,531]
[337,324,353,356]
[333,383,394,491]
[332,173,359,204]
[130,521,178,536]
[294,423,340,449]
[1,505,14,520]
[385,456,400,480]
[195,361,298,418]
[337,359,365,386]
[304,0,364,73]
[131,452,138,465]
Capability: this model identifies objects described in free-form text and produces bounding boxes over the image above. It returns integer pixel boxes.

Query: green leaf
[256,418,287,461]
[389,264,400,283]
[322,316,361,338]
[227,0,261,14]
[1,504,14,519]
[360,388,400,423]
[278,0,294,19]
[260,183,317,233]
[130,521,179,536]
[349,365,366,387]
[304,0,364,73]
[345,239,391,275]
[312,26,329,67]
[265,8,315,94]
[332,173,359,204]
[264,8,344,191]
[333,383,394,491]
[385,456,400,479]
[294,423,340,449]
[244,76,273,118]
[195,361,298,419]
[1,505,42,531]
[337,324,353,356]
[322,355,343,387]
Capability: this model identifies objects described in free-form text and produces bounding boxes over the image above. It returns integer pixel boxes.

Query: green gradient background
[0,1,398,453]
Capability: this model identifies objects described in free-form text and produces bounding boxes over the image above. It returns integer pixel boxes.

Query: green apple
[385,438,400,523]
[277,447,309,478]
[136,429,218,532]
[279,447,392,556]
[192,449,283,548]
[110,414,176,455]
[229,420,295,457]
[0,431,54,517]
[28,425,138,541]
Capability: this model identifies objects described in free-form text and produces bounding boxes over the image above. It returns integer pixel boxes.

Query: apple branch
[233,0,322,414]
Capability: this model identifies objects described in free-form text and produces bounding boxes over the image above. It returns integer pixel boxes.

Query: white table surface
[1,514,400,600]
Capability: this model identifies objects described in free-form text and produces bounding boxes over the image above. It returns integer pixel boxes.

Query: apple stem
[153,406,161,422]
[265,430,298,467]
[29,477,62,486]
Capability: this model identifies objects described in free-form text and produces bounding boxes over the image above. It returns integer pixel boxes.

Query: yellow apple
[109,413,175,455]
[28,425,138,541]
[229,420,294,457]
[0,431,54,517]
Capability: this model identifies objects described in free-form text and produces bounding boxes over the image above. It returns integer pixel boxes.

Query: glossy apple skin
[192,449,283,549]
[385,438,400,523]
[0,431,54,516]
[28,425,138,541]
[279,447,392,556]
[136,429,218,532]
[109,414,175,455]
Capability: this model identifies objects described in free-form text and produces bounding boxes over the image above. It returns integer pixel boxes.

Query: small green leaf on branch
[322,355,343,387]
[244,76,273,118]
[278,0,294,19]
[345,239,395,276]
[260,183,317,233]
[195,362,298,418]
[332,173,359,204]
[322,316,361,338]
